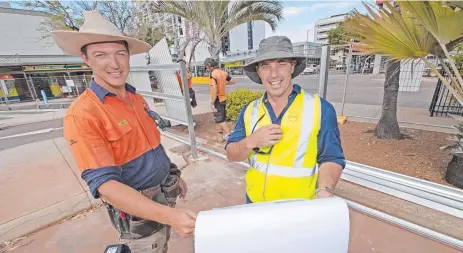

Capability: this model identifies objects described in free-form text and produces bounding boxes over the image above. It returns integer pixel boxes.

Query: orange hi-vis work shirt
[63,80,171,198]
[209,68,231,102]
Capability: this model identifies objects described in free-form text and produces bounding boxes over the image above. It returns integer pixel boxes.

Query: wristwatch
[316,186,334,195]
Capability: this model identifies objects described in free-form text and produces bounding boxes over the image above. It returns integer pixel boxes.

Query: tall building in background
[314,13,348,45]
[132,1,178,40]
[132,1,210,64]
[228,21,266,53]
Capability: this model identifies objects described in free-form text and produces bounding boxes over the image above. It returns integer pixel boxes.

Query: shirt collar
[263,84,302,102]
[89,79,137,103]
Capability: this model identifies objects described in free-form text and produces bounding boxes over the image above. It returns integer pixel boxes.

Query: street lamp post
[305,26,316,63]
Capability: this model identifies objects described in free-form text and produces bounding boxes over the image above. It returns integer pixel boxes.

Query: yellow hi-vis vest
[243,90,321,203]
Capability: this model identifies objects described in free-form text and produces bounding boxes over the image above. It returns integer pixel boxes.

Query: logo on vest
[288,112,298,122]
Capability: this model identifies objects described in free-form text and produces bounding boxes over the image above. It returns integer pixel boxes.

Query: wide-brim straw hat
[51,11,151,56]
[244,36,307,84]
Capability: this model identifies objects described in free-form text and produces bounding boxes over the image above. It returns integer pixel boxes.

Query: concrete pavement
[178,92,460,134]
[0,98,76,112]
[0,110,66,128]
[0,138,91,243]
[1,94,455,137]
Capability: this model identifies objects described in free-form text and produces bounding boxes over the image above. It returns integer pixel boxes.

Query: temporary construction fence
[129,37,199,158]
[323,44,459,128]
[130,62,199,158]
[0,74,91,107]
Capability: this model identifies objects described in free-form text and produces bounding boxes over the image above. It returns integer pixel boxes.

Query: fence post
[83,74,89,88]
[0,79,11,110]
[318,45,330,99]
[179,60,199,159]
[27,74,39,101]
[341,45,352,115]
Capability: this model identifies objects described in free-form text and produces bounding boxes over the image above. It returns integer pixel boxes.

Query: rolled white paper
[195,197,350,253]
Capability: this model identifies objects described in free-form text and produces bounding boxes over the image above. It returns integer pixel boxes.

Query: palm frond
[146,1,282,59]
[225,0,283,34]
[446,1,463,10]
[400,1,463,48]
[345,1,435,60]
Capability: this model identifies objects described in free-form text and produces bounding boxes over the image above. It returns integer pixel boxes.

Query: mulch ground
[170,112,455,186]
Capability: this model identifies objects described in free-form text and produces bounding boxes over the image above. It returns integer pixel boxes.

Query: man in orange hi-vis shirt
[51,10,196,253]
[205,58,236,141]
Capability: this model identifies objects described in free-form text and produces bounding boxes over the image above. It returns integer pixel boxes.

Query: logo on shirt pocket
[118,119,128,126]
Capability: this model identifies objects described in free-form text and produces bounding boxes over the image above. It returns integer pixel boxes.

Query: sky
[265,1,372,43]
[6,0,373,44]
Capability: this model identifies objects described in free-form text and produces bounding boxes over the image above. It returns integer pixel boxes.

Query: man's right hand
[167,208,197,238]
[246,124,283,148]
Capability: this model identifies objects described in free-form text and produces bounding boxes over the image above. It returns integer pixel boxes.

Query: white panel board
[399,59,425,92]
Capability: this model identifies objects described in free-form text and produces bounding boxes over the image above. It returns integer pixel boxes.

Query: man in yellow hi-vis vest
[225,36,345,203]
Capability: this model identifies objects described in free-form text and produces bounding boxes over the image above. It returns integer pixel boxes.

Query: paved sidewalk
[1,89,458,133]
[189,93,459,134]
[0,110,67,128]
[0,98,76,111]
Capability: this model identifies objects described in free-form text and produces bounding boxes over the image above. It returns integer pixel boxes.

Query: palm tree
[146,1,284,60]
[344,1,463,139]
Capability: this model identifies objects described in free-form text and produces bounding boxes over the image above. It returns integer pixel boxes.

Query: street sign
[65,80,75,87]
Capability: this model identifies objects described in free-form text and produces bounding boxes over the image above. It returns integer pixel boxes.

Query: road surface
[0,110,63,151]
[193,74,438,109]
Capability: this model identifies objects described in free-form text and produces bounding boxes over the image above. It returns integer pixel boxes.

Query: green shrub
[226,89,263,122]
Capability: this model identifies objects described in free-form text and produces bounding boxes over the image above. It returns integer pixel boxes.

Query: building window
[247,21,253,50]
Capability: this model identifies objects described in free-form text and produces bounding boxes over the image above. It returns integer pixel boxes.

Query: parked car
[302,64,320,75]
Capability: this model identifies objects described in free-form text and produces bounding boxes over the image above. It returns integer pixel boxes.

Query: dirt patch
[340,121,453,185]
[170,112,455,186]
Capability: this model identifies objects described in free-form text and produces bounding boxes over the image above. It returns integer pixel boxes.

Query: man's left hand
[179,177,188,199]
[315,188,334,199]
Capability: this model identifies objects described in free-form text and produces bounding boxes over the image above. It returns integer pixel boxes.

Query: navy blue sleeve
[317,98,346,169]
[226,74,232,81]
[81,166,124,199]
[225,105,248,150]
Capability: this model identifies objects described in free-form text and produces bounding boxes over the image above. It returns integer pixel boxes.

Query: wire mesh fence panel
[128,66,191,127]
[0,77,36,104]
[293,45,322,94]
[27,76,85,100]
[329,45,350,76]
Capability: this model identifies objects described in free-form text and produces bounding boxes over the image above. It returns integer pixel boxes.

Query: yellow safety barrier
[0,87,19,98]
[192,77,210,85]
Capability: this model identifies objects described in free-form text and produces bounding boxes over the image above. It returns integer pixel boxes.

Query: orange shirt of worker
[176,71,192,92]
[209,68,232,102]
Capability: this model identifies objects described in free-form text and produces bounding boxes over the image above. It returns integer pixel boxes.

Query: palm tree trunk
[375,60,401,139]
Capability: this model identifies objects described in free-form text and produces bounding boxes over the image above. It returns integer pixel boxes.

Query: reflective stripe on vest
[252,160,319,177]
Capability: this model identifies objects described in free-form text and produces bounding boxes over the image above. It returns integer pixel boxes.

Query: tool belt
[106,163,182,240]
